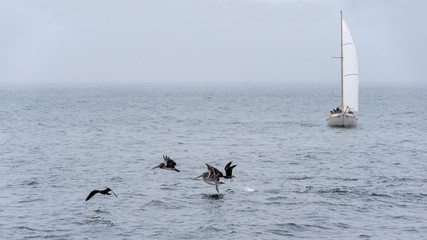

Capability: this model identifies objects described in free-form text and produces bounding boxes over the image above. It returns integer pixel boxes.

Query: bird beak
[152,165,161,169]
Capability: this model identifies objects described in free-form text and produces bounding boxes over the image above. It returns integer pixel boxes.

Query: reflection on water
[201,193,224,200]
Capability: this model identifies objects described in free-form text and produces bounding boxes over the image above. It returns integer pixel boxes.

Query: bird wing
[224,162,236,176]
[206,164,223,180]
[215,168,224,178]
[164,155,177,168]
[206,164,215,178]
[85,190,100,201]
[212,165,223,178]
[168,160,177,168]
[109,189,118,198]
[163,155,170,164]
[225,162,232,170]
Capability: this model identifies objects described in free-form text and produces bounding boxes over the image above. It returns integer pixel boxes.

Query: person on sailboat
[344,106,354,114]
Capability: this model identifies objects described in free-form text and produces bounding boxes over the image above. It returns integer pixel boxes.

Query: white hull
[327,113,358,127]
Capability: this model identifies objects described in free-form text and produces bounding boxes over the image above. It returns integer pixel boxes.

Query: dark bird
[193,164,223,193]
[223,162,236,180]
[152,155,180,172]
[85,188,117,201]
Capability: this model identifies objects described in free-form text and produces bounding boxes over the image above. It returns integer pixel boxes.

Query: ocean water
[0,85,426,239]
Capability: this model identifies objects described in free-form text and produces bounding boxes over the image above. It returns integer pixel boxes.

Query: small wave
[146,199,166,206]
[145,199,175,209]
[370,193,391,198]
[303,224,330,230]
[15,226,37,231]
[109,176,124,181]
[84,216,114,226]
[266,188,285,195]
[288,176,313,181]
[298,186,313,193]
[21,179,40,186]
[329,177,358,182]
[267,228,294,237]
[18,198,46,204]
[159,183,181,190]
[160,182,180,188]
[318,187,353,194]
[317,187,392,198]
[343,178,358,181]
[244,187,255,192]
[225,189,234,193]
[94,209,110,214]
[198,225,225,232]
[266,195,288,201]
[304,154,317,159]
[403,111,416,115]
[403,192,427,199]
[280,223,301,229]
[300,123,314,127]
[238,207,258,213]
[335,222,351,229]
[265,196,288,205]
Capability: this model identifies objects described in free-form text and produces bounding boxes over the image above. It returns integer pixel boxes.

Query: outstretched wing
[163,155,177,168]
[109,189,118,198]
[85,190,100,201]
[206,164,216,179]
[163,155,170,164]
[168,160,177,168]
[224,162,236,177]
[206,164,222,180]
[213,165,224,178]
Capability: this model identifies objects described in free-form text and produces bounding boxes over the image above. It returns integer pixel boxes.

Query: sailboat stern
[327,113,358,127]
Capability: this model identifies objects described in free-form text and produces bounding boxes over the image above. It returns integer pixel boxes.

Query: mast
[340,11,343,112]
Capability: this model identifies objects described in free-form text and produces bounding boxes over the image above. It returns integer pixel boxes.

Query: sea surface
[0,84,426,239]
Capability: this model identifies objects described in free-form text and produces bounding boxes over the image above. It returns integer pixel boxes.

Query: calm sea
[0,85,426,239]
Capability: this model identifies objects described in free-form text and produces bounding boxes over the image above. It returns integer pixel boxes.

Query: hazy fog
[1,0,426,87]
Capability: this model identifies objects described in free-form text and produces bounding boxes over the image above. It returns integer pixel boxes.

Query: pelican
[223,162,236,180]
[193,164,223,193]
[85,188,117,201]
[152,155,180,172]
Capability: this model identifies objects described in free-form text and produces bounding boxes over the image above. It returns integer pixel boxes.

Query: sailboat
[327,11,359,127]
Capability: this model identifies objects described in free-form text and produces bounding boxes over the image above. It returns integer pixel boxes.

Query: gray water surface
[1,86,426,239]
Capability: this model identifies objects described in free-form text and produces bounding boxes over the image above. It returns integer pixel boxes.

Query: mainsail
[342,19,359,112]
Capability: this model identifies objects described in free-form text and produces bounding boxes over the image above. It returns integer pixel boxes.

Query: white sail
[342,19,359,112]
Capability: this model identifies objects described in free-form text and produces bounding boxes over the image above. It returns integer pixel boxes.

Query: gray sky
[0,0,426,87]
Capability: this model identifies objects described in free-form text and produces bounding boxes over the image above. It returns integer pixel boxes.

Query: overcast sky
[0,0,426,87]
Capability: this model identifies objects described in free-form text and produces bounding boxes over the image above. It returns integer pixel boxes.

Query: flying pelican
[223,162,236,180]
[193,164,223,193]
[85,188,117,201]
[152,155,180,172]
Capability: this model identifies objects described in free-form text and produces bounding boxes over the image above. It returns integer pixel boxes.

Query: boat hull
[327,113,358,127]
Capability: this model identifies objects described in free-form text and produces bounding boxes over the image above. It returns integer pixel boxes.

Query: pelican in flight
[85,188,117,201]
[152,155,180,172]
[193,164,224,193]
